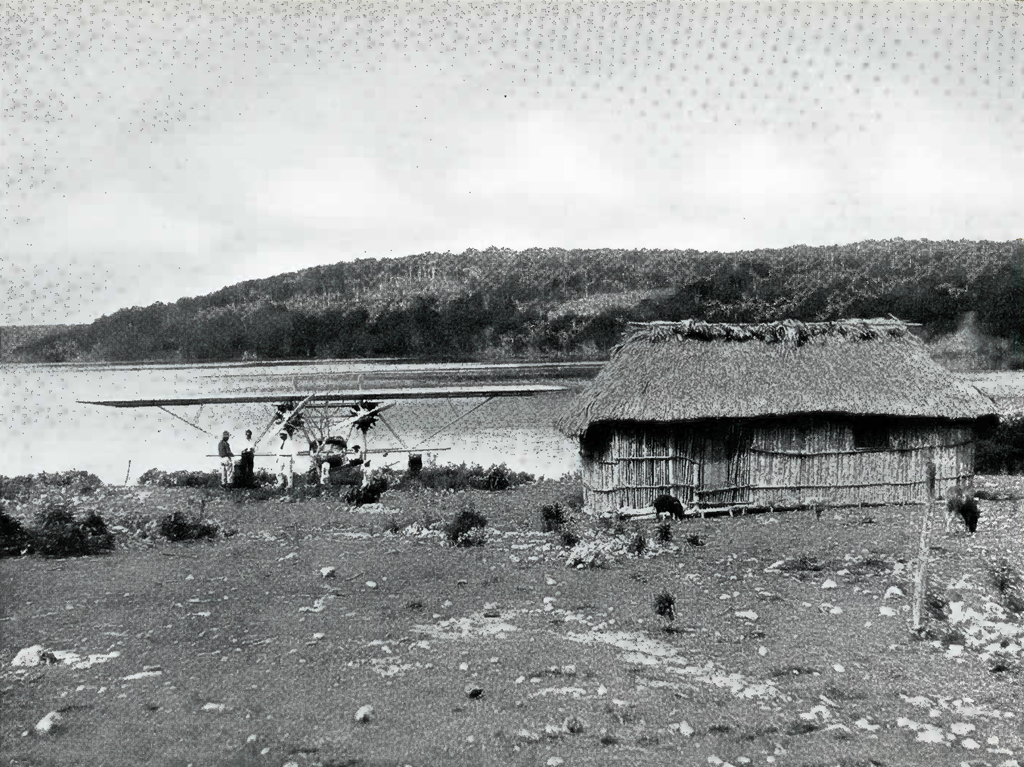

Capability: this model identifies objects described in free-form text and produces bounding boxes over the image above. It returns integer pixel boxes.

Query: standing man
[218,431,235,488]
[275,430,297,490]
[239,429,256,487]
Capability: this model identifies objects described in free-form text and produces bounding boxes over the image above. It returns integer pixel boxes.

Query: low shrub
[628,531,647,556]
[0,470,103,500]
[560,528,581,548]
[540,502,567,532]
[686,533,706,548]
[398,463,534,492]
[444,505,488,547]
[0,506,30,557]
[990,559,1024,614]
[656,521,673,543]
[137,468,221,488]
[345,471,390,506]
[158,510,219,541]
[779,554,825,572]
[654,591,676,622]
[31,504,114,557]
[925,592,949,622]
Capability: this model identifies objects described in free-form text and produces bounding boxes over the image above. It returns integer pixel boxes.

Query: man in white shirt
[275,430,297,490]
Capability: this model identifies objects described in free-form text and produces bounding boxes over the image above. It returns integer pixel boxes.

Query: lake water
[0,360,600,485]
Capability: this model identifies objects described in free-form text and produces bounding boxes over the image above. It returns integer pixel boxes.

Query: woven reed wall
[580,417,977,513]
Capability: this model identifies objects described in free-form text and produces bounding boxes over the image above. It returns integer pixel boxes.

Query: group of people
[217,429,299,490]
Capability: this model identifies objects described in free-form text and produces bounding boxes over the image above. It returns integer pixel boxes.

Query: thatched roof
[556,319,997,437]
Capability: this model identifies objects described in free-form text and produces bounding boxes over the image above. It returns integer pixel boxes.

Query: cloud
[450,110,638,205]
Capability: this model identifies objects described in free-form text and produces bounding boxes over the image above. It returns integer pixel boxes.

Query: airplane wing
[77,384,566,408]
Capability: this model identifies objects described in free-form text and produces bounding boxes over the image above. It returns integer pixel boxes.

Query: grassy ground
[1,477,1022,767]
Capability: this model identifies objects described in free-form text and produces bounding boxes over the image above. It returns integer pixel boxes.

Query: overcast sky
[2,0,1021,325]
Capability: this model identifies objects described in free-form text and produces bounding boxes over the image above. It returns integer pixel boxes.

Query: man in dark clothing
[238,429,256,488]
[218,431,235,488]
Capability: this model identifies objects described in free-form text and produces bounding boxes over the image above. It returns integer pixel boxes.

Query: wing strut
[412,396,495,450]
[156,406,216,438]
[255,393,317,445]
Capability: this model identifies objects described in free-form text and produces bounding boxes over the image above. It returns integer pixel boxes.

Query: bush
[976,413,1024,474]
[540,503,567,532]
[0,471,103,501]
[560,528,581,548]
[656,521,673,543]
[654,591,676,622]
[138,468,221,488]
[444,505,488,547]
[398,463,534,492]
[686,533,706,548]
[628,531,647,556]
[0,507,29,557]
[345,471,390,506]
[159,510,219,541]
[31,504,114,557]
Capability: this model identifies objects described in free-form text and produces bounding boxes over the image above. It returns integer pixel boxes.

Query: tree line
[13,238,1024,365]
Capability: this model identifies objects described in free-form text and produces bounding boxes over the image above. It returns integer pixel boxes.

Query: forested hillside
[11,238,1024,367]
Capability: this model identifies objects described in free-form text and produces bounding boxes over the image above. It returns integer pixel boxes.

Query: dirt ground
[1,477,1022,767]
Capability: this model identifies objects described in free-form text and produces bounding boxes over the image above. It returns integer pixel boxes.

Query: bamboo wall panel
[581,417,979,512]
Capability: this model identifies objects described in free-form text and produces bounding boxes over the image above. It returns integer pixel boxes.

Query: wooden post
[911,457,937,632]
[124,460,132,486]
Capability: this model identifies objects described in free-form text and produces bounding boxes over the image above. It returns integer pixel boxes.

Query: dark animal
[946,484,980,534]
[653,494,685,521]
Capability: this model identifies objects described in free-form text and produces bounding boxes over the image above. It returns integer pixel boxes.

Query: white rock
[12,646,54,667]
[821,579,838,589]
[517,729,540,742]
[758,646,768,656]
[884,586,904,599]
[320,567,336,579]
[879,606,897,617]
[734,610,758,621]
[354,705,374,723]
[546,758,564,767]
[202,702,225,712]
[917,726,945,743]
[855,718,880,731]
[833,664,845,673]
[950,722,975,736]
[365,581,378,589]
[961,738,980,750]
[35,711,63,735]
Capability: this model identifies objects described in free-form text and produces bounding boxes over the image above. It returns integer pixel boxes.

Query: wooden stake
[124,460,132,486]
[912,457,937,632]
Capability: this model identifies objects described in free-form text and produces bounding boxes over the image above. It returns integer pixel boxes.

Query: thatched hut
[556,319,997,513]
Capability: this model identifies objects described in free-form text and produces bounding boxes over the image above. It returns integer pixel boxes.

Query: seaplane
[78,382,567,485]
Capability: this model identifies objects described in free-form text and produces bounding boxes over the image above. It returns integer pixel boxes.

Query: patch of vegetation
[399,463,534,492]
[559,528,581,548]
[31,504,114,557]
[653,591,676,622]
[0,506,30,557]
[656,521,672,543]
[0,470,104,500]
[138,468,222,488]
[990,558,1024,614]
[778,554,826,572]
[345,472,390,506]
[444,505,488,547]
[627,531,647,556]
[158,510,219,541]
[686,533,706,547]
[925,592,950,622]
[540,502,567,532]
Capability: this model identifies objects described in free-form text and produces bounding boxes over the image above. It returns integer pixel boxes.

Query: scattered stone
[365,581,378,589]
[517,728,540,742]
[670,720,695,737]
[35,711,63,735]
[950,722,976,736]
[855,718,881,731]
[833,664,845,673]
[465,684,484,699]
[320,567,336,579]
[821,579,838,589]
[734,610,759,621]
[879,606,897,617]
[961,738,981,750]
[12,646,58,667]
[354,705,374,723]
[185,574,194,580]
[202,702,226,712]
[547,758,564,766]
[758,646,768,656]
[884,585,904,600]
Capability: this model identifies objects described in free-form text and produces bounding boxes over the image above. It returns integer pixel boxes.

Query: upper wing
[78,384,566,408]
